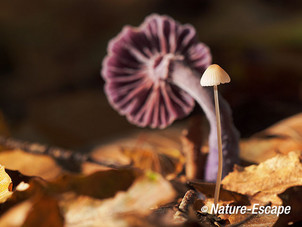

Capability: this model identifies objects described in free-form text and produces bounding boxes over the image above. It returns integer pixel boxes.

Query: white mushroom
[200,64,231,207]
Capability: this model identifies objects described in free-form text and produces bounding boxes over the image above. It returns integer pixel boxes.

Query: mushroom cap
[102,14,211,128]
[200,64,230,87]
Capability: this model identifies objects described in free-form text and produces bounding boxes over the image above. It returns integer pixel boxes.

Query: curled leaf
[188,181,250,206]
[50,168,141,199]
[61,171,176,227]
[240,113,302,163]
[222,151,302,205]
[0,165,12,203]
[0,150,63,180]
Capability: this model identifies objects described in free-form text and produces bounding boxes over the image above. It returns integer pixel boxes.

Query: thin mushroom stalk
[213,85,222,206]
[101,14,240,181]
[200,64,232,206]
[171,62,239,181]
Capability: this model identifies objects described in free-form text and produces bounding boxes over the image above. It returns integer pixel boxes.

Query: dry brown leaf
[0,149,64,180]
[222,151,302,205]
[121,146,184,179]
[90,130,184,178]
[89,144,131,168]
[0,169,34,218]
[274,186,302,226]
[0,165,12,203]
[23,196,64,227]
[188,181,250,206]
[264,113,302,138]
[0,200,32,227]
[185,152,302,226]
[60,171,176,227]
[0,168,143,226]
[240,113,302,163]
[81,162,112,175]
[0,196,64,227]
[50,168,140,199]
[228,213,278,227]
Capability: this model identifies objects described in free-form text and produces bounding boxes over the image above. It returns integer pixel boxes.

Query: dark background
[0,0,301,150]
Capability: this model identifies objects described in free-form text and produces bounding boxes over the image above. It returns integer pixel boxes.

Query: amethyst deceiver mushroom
[101,14,240,181]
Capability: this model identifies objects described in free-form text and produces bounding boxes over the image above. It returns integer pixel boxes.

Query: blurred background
[0,0,301,150]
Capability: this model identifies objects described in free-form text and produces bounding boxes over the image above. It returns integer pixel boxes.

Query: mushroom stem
[213,85,222,206]
[171,61,239,182]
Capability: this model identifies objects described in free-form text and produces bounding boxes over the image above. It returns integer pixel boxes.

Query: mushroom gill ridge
[102,14,211,128]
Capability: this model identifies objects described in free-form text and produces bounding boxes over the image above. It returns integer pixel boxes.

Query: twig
[174,190,197,222]
[0,136,128,169]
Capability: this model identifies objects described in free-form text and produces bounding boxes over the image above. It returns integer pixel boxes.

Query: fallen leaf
[0,169,34,216]
[185,152,302,226]
[50,168,141,199]
[0,200,32,227]
[23,196,64,227]
[0,165,12,203]
[222,151,302,205]
[274,186,302,226]
[121,131,184,178]
[188,181,250,206]
[60,171,176,227]
[0,168,143,226]
[5,169,32,190]
[90,130,184,178]
[240,113,302,163]
[0,149,64,180]
[81,162,111,175]
[121,146,184,179]
[228,213,278,227]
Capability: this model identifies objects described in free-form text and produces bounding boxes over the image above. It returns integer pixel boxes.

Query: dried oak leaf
[188,181,250,206]
[222,151,302,206]
[0,165,12,203]
[0,195,64,227]
[0,168,142,227]
[189,152,302,226]
[60,171,176,227]
[0,169,34,217]
[0,149,64,180]
[89,130,184,178]
[49,168,140,199]
[228,213,278,227]
[22,196,64,227]
[121,146,184,179]
[274,186,302,227]
[0,200,32,227]
[240,113,302,163]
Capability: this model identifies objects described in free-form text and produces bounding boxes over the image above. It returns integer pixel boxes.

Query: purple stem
[170,61,240,182]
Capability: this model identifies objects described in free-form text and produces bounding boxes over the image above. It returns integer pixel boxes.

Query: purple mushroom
[101,14,239,181]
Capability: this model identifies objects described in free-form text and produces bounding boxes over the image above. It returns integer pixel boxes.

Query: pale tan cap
[200,64,231,87]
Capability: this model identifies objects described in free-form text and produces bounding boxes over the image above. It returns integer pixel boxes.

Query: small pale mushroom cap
[200,64,230,87]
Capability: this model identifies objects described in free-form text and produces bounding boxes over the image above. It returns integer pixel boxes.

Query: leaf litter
[0,114,302,226]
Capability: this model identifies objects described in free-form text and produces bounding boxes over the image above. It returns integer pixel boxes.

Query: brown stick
[174,189,197,222]
[0,136,126,169]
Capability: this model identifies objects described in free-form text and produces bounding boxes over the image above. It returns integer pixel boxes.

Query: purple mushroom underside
[101,14,240,182]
